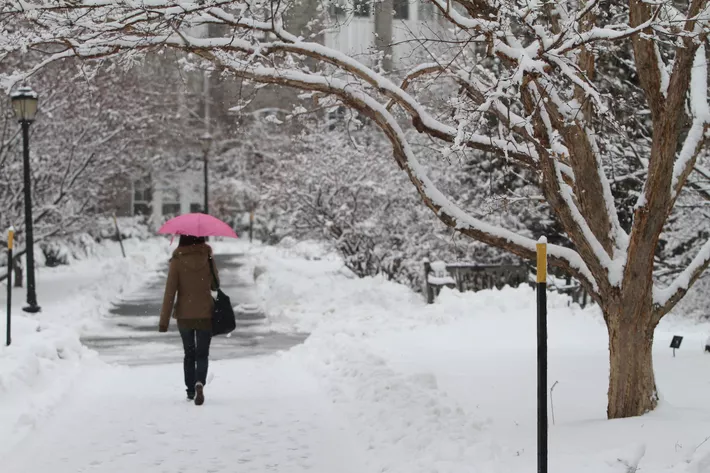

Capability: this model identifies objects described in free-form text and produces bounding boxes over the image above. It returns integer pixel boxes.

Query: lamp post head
[200,133,212,154]
[10,86,39,123]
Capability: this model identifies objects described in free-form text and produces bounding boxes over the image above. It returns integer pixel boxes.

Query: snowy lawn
[242,240,710,473]
[0,238,170,459]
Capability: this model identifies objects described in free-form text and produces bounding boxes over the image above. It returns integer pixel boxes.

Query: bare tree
[1,0,708,419]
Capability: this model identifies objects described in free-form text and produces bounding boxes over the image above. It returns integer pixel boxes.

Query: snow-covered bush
[89,216,153,242]
[40,240,71,267]
[211,115,552,287]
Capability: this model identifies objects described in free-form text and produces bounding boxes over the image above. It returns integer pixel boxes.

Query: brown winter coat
[159,243,219,329]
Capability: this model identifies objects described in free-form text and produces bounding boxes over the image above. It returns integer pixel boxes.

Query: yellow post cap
[8,227,15,250]
[536,236,547,283]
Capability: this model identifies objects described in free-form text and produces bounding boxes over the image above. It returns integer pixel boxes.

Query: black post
[203,150,209,215]
[21,121,40,313]
[6,229,13,346]
[536,239,548,473]
[423,260,434,304]
[112,214,126,258]
[249,210,254,242]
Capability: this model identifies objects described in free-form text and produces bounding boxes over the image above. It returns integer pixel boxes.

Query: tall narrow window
[418,0,434,21]
[394,0,409,19]
[330,0,345,16]
[133,175,152,216]
[353,0,370,17]
[162,187,181,216]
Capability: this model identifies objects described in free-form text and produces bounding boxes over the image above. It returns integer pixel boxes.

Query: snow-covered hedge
[35,217,153,268]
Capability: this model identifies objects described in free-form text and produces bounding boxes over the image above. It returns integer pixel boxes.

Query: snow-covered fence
[423,260,529,303]
[424,260,590,307]
[546,273,591,308]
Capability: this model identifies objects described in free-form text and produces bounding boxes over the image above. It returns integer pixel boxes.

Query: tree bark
[606,308,658,419]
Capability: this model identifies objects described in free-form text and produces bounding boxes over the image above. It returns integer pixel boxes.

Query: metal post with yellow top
[536,236,548,473]
[6,227,14,346]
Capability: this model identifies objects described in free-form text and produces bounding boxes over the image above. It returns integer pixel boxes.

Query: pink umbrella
[158,213,238,238]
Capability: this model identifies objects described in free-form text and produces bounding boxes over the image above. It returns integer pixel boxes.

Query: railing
[547,274,590,308]
[423,260,590,308]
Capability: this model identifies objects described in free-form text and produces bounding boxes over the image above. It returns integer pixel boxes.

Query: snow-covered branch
[3,0,710,325]
[208,60,596,286]
[670,45,710,203]
[654,237,710,317]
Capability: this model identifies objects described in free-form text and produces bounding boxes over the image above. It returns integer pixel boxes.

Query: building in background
[132,171,205,217]
[324,0,444,68]
[110,0,442,226]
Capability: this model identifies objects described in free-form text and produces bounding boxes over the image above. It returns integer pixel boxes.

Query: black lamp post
[10,86,41,313]
[200,133,211,215]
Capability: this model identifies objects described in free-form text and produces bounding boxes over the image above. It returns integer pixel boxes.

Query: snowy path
[81,253,306,366]
[4,354,368,473]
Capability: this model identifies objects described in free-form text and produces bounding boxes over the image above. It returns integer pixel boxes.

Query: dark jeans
[179,328,212,395]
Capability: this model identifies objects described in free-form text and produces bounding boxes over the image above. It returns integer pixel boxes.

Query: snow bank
[0,238,170,459]
[249,241,710,473]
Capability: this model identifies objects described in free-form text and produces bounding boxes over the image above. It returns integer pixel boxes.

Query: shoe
[194,382,205,406]
[187,392,195,401]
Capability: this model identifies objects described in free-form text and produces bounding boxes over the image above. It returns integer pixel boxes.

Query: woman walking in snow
[159,235,219,406]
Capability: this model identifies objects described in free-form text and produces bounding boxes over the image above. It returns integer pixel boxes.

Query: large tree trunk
[606,308,658,419]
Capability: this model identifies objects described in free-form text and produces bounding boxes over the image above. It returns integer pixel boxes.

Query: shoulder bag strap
[208,254,220,290]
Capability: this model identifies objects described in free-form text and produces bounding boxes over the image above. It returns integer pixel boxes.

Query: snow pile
[248,241,710,473]
[0,238,170,458]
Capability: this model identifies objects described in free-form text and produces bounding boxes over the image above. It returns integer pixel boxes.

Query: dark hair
[178,235,206,247]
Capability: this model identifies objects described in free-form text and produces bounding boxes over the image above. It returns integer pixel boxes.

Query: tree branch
[654,237,710,319]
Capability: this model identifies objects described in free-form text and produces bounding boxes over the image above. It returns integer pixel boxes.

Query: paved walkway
[3,356,368,473]
[82,253,307,366]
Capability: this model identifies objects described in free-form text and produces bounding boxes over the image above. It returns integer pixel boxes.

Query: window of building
[330,0,345,16]
[354,0,370,17]
[190,203,203,213]
[394,0,410,19]
[133,176,152,216]
[162,187,181,216]
[418,0,435,21]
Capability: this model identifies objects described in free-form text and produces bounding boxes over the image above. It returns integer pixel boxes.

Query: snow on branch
[428,0,499,31]
[386,63,540,167]
[208,60,596,287]
[1,20,541,165]
[530,76,626,265]
[549,9,661,56]
[527,81,610,286]
[9,0,710,303]
[671,45,710,201]
[654,237,710,316]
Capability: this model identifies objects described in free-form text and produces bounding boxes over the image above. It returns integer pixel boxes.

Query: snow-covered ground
[0,238,170,459]
[243,240,710,473]
[3,238,710,473]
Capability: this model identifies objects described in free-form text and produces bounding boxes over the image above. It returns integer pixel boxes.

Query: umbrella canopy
[157,213,238,239]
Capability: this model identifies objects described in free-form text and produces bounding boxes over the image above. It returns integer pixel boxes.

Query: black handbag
[208,256,236,336]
